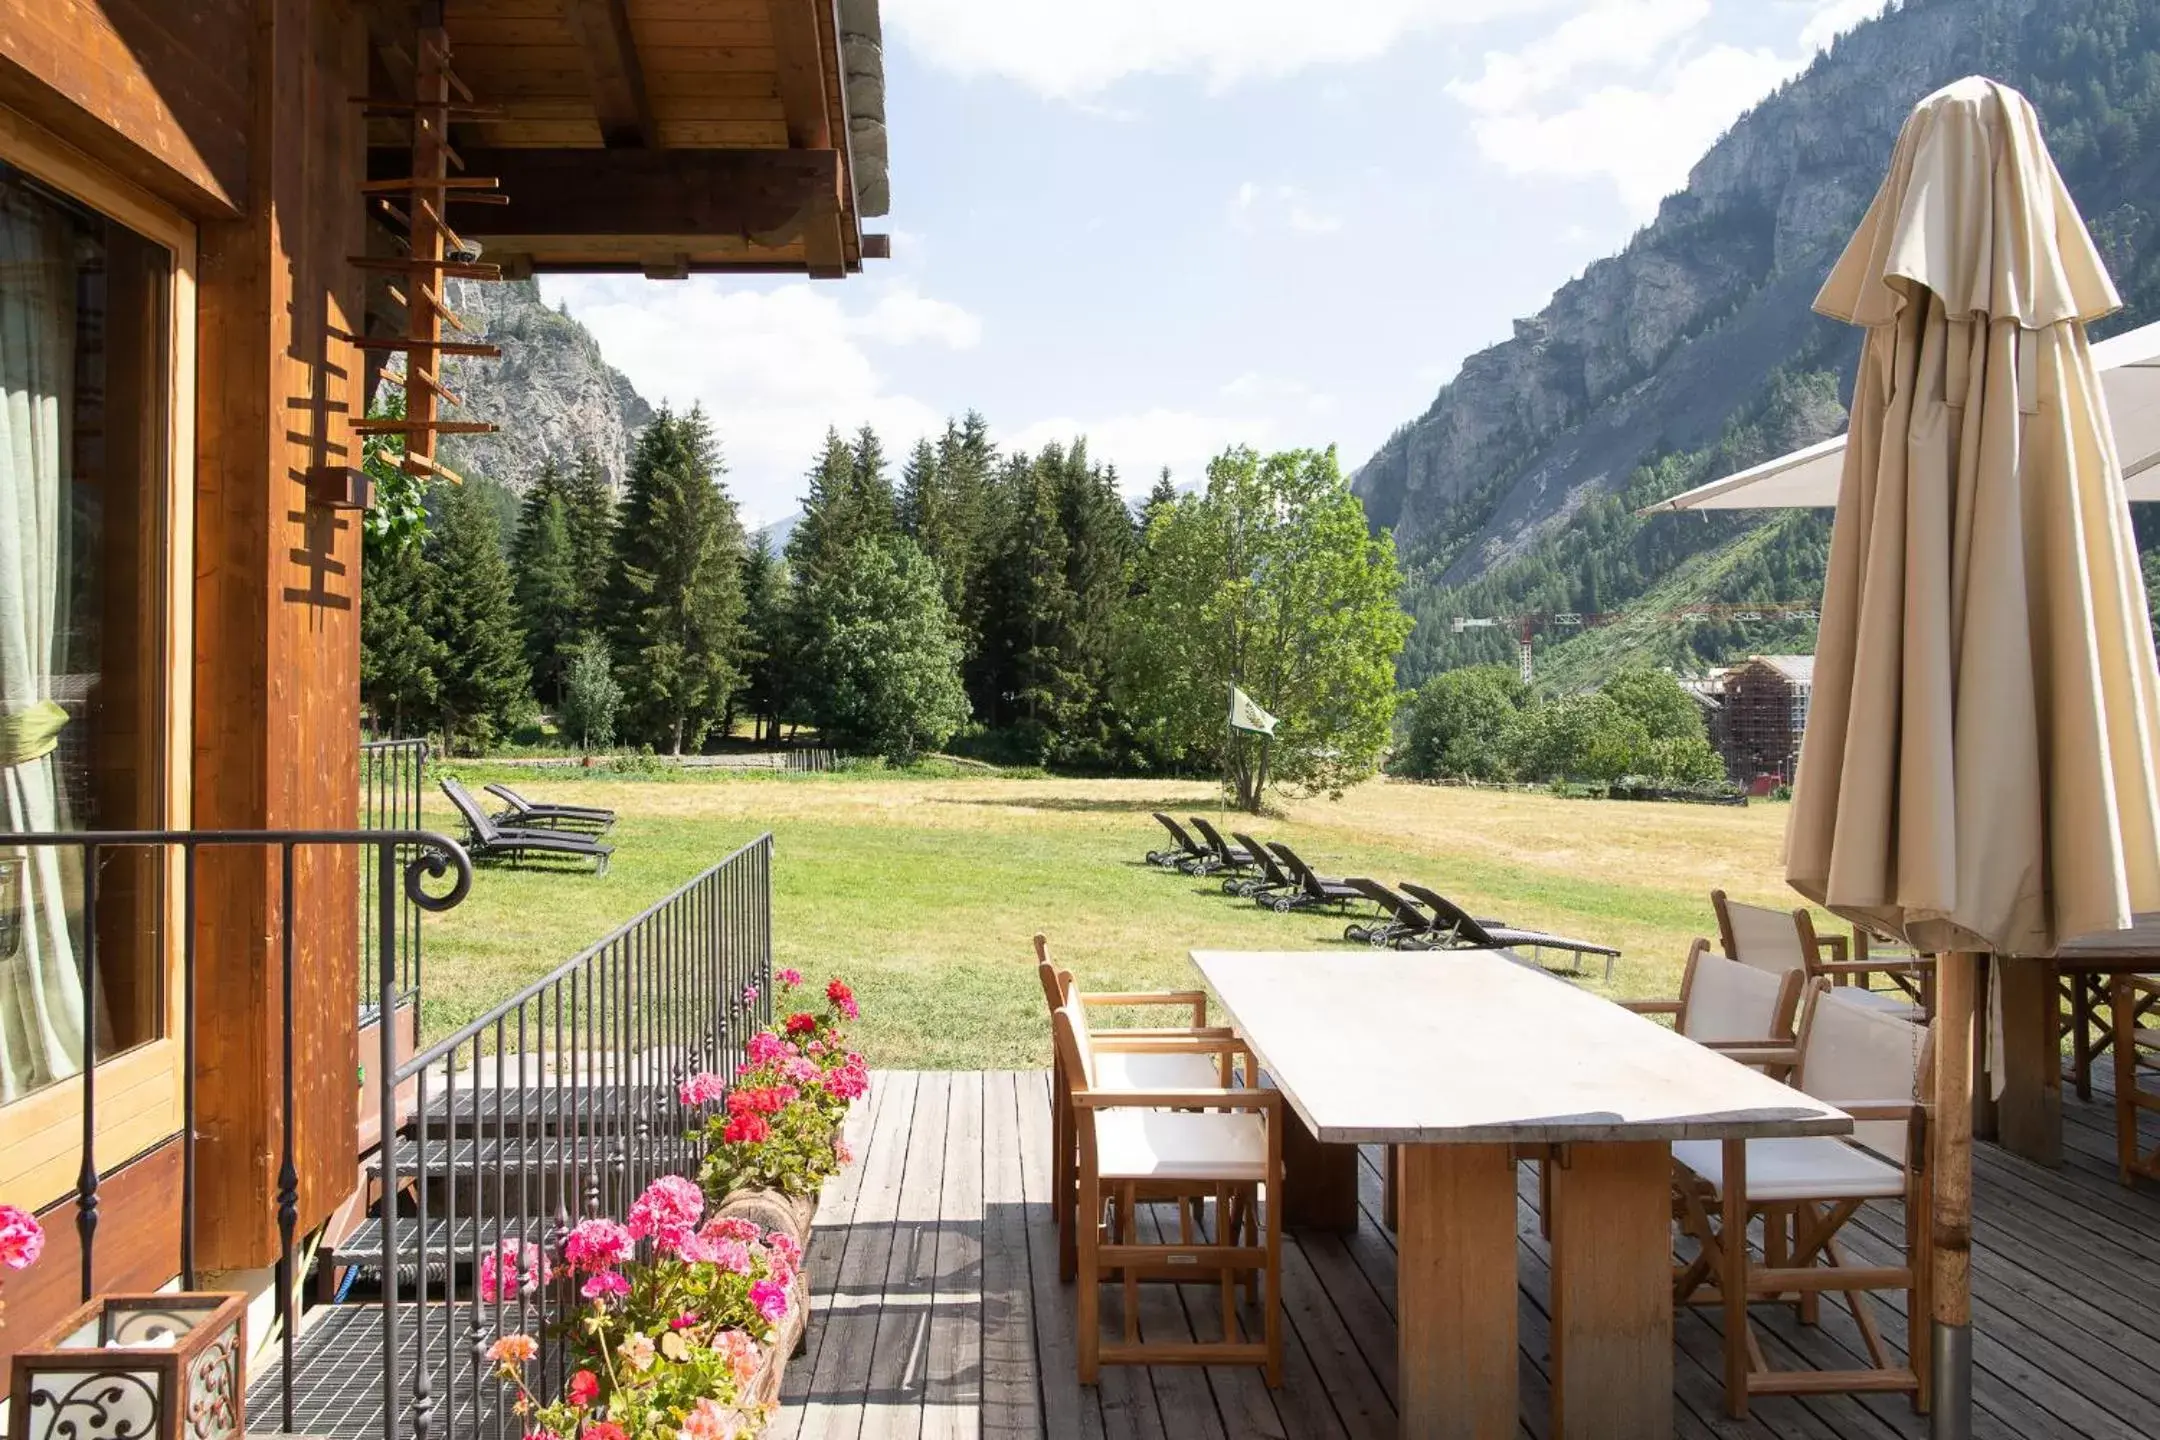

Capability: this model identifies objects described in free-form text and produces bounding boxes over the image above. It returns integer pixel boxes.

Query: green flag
[1229,685,1277,736]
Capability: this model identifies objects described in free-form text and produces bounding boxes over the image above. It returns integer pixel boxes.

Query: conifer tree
[796,534,969,762]
[560,449,618,634]
[976,448,1082,753]
[740,531,791,742]
[360,533,447,739]
[1053,441,1138,759]
[510,461,581,702]
[604,407,747,753]
[431,476,532,754]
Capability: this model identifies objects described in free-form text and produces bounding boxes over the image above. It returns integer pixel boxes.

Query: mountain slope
[1360,0,2160,687]
[435,278,655,495]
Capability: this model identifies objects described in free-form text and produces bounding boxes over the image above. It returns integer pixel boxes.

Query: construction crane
[1449,602,1822,684]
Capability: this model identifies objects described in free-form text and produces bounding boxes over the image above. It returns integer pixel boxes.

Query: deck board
[780,1070,2160,1440]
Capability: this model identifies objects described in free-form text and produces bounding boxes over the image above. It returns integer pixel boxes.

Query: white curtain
[0,187,84,1104]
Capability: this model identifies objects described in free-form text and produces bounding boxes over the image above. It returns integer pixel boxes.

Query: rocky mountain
[432,278,654,495]
[1359,0,2160,685]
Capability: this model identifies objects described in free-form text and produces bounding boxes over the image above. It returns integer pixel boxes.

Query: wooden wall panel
[192,0,369,1272]
[0,1141,182,1372]
[0,0,251,214]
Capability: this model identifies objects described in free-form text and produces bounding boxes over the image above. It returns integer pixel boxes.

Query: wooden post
[1395,1144,1517,1439]
[1993,957,2063,1164]
[1929,950,1977,1439]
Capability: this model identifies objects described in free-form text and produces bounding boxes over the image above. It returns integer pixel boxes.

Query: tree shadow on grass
[929,795,1231,816]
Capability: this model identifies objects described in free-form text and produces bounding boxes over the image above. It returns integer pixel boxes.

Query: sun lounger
[484,781,617,834]
[1261,842,1362,913]
[442,778,613,874]
[1229,832,1301,901]
[1185,816,1257,879]
[1343,878,1442,948]
[1146,812,1208,869]
[1397,881,1620,980]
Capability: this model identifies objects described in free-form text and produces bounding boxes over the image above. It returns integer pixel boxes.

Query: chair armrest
[1622,999,1683,1015]
[1072,1087,1282,1113]
[1709,1044,1801,1069]
[1079,989,1209,1025]
[1835,1099,1929,1123]
[1812,960,1903,979]
[1088,1025,1236,1041]
[1089,1035,1256,1068]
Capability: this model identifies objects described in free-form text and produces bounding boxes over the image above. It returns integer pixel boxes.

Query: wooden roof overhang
[364,0,889,279]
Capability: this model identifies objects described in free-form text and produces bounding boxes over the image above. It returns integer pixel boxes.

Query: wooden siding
[0,1140,183,1372]
[775,1070,2160,1440]
[191,0,368,1272]
[0,0,251,212]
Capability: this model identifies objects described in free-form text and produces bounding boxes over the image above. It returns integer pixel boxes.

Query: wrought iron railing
[0,828,471,1407]
[356,833,774,1440]
[361,740,431,1019]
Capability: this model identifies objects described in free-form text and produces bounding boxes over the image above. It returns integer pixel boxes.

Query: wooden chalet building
[1717,654,1814,787]
[0,0,885,1386]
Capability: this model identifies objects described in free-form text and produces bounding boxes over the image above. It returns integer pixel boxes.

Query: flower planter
[713,1187,817,1365]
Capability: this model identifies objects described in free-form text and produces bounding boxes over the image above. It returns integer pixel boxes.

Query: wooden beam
[389,146,842,239]
[766,0,831,149]
[560,0,659,148]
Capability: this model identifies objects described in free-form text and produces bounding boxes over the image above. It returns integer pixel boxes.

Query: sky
[541,0,1890,529]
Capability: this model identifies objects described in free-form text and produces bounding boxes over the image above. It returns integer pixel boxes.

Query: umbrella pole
[1930,949,1978,1439]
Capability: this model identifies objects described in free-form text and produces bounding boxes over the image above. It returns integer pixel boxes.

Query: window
[0,157,175,1105]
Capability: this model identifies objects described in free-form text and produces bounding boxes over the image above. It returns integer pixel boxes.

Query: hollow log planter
[713,1186,821,1381]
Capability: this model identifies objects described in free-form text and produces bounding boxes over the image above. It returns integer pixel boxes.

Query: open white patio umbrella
[1783,77,2160,1437]
[1644,317,2160,510]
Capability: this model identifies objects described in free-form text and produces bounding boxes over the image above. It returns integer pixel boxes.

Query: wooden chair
[1670,983,1934,1417]
[1051,997,1284,1385]
[1624,939,1805,1076]
[1035,936,1244,1280]
[1712,890,1929,1022]
[2112,972,2160,1185]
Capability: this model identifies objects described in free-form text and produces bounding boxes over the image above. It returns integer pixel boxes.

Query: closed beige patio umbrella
[1785,76,2160,1438]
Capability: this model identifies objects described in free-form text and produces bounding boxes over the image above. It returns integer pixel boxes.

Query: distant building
[1718,655,1815,785]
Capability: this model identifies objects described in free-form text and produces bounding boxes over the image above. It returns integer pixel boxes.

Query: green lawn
[417,766,1809,1070]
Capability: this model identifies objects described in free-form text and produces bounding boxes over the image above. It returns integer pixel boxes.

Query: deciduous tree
[1118,446,1411,809]
[796,535,969,762]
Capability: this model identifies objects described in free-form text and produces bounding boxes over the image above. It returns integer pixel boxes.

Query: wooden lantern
[7,1293,246,1440]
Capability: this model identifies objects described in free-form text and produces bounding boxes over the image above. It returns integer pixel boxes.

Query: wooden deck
[775,1070,2160,1440]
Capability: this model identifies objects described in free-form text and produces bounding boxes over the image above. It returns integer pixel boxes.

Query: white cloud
[1445,0,1889,218]
[851,287,983,349]
[540,277,974,528]
[1219,372,1337,416]
[1448,0,1710,114]
[1231,182,1344,237]
[882,0,1561,100]
[1008,408,1287,494]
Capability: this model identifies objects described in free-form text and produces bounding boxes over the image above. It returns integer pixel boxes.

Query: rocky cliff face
[432,278,654,495]
[1354,0,2035,584]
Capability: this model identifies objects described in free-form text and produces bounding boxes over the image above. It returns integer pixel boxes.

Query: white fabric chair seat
[1095,1110,1267,1183]
[1672,1136,1906,1203]
[1829,986,1926,1023]
[1093,1050,1223,1091]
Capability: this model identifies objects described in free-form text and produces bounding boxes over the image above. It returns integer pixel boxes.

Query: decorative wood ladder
[339,15,505,499]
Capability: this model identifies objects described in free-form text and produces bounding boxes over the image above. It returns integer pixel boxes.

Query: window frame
[0,107,197,1211]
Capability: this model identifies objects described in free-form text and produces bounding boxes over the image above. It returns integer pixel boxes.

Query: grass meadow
[415,767,1810,1070]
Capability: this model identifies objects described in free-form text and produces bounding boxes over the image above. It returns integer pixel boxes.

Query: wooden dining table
[1191,948,1852,1440]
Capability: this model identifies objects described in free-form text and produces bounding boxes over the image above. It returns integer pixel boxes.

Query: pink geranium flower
[746,1032,788,1067]
[580,1269,630,1302]
[678,1071,728,1108]
[0,1205,44,1271]
[561,1217,633,1273]
[777,968,804,988]
[750,1277,790,1326]
[626,1175,703,1245]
